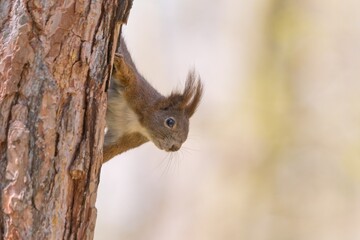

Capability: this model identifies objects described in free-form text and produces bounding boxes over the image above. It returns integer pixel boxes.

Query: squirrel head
[109,53,203,154]
[141,71,203,152]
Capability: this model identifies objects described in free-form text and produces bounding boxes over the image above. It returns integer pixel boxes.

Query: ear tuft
[183,70,204,117]
[159,69,203,113]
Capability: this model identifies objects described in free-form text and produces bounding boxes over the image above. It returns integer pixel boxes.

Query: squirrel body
[103,37,203,162]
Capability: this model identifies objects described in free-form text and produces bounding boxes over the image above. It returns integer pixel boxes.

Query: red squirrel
[103,38,203,162]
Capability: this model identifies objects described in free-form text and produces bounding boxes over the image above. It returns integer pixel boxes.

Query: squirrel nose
[169,144,180,152]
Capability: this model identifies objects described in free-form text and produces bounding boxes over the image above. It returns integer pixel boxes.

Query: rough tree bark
[0,0,133,239]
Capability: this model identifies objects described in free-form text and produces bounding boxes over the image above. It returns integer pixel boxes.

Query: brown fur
[103,133,148,162]
[103,37,203,163]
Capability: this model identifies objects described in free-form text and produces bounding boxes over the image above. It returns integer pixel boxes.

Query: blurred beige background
[95,0,360,239]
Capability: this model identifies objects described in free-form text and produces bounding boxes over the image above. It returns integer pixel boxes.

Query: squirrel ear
[112,53,136,87]
[182,70,204,117]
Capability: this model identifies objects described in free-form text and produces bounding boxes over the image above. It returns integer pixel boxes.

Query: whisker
[168,153,175,174]
[154,148,186,177]
[171,152,177,176]
[181,146,200,152]
[175,152,181,175]
[161,153,173,177]
[154,153,170,172]
[168,153,174,175]
[172,152,179,175]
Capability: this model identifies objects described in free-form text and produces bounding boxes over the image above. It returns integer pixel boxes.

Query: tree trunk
[0,0,132,239]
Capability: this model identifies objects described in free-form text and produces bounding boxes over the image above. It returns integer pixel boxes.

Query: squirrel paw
[113,53,135,87]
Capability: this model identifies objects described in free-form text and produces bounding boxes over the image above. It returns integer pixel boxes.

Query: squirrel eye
[165,117,176,129]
